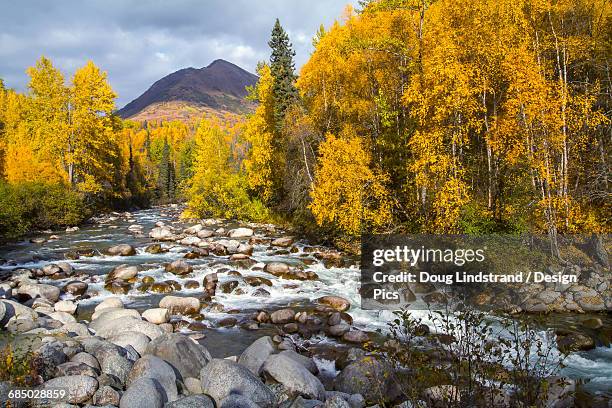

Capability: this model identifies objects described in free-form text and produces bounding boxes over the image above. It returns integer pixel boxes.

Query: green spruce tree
[157,138,175,201]
[268,19,298,134]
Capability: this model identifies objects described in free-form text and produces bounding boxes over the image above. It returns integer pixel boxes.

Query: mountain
[117,59,258,122]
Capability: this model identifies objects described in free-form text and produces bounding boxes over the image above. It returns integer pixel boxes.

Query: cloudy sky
[0,0,357,107]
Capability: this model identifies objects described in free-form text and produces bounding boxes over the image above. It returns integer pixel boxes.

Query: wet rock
[93,385,121,406]
[271,309,295,324]
[105,280,132,295]
[120,377,166,408]
[238,336,275,375]
[229,228,254,238]
[42,263,62,276]
[203,273,218,297]
[256,311,270,323]
[145,333,212,379]
[165,260,193,276]
[151,282,174,294]
[143,308,170,324]
[145,244,166,254]
[317,296,350,312]
[334,357,399,404]
[218,317,237,327]
[180,236,202,246]
[63,281,88,296]
[168,394,216,408]
[264,262,290,275]
[264,354,325,401]
[200,359,275,408]
[327,323,350,337]
[244,276,273,287]
[557,332,595,353]
[184,280,200,289]
[582,317,603,329]
[108,264,139,281]
[342,330,369,344]
[253,288,271,297]
[107,244,137,256]
[272,237,295,247]
[127,355,177,402]
[220,280,239,294]
[184,224,204,235]
[42,375,98,404]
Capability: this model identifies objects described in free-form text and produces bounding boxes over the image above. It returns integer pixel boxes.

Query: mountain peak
[117,59,258,121]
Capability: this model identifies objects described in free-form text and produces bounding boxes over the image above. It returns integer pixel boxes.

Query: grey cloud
[0,0,357,107]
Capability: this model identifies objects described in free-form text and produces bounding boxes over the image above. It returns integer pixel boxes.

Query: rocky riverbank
[0,205,610,407]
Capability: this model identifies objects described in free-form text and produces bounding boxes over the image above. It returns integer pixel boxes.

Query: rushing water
[0,206,610,397]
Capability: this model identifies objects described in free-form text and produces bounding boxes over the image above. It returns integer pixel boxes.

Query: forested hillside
[1,0,610,251]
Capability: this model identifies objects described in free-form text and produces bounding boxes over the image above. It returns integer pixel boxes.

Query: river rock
[106,332,147,357]
[238,336,275,375]
[146,243,166,254]
[342,330,369,344]
[582,317,603,329]
[557,332,595,353]
[539,376,575,408]
[93,385,121,406]
[219,394,261,408]
[95,315,165,340]
[184,224,203,235]
[317,296,350,312]
[573,291,605,312]
[17,283,60,302]
[120,377,166,408]
[108,264,139,281]
[279,350,318,375]
[244,276,273,287]
[271,309,295,324]
[334,357,399,404]
[127,355,178,402]
[165,260,193,275]
[220,280,239,294]
[272,237,294,247]
[197,229,215,239]
[0,300,38,325]
[229,228,254,238]
[55,361,100,378]
[71,352,101,371]
[200,358,275,407]
[180,236,202,246]
[42,263,62,276]
[142,308,170,324]
[63,281,88,296]
[150,226,176,241]
[264,262,290,275]
[95,297,124,313]
[107,244,137,256]
[91,307,140,326]
[159,296,200,315]
[145,333,211,379]
[54,300,77,314]
[42,375,98,404]
[263,353,325,400]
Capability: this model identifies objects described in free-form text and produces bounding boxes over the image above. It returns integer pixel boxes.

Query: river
[0,206,609,398]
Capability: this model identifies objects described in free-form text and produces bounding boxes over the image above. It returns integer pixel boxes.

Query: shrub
[0,181,90,240]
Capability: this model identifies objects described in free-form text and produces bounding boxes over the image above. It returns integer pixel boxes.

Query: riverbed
[0,206,609,397]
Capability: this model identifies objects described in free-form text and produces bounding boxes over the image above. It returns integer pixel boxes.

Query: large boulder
[54,300,77,314]
[145,333,212,379]
[238,336,275,375]
[142,308,170,324]
[120,377,166,408]
[100,353,134,385]
[127,355,178,402]
[95,297,124,313]
[200,359,275,407]
[63,281,88,296]
[220,394,261,408]
[41,375,98,404]
[279,350,318,375]
[272,237,294,247]
[94,316,165,340]
[334,357,399,404]
[159,296,201,315]
[93,385,121,406]
[0,299,38,325]
[16,283,60,302]
[150,226,176,241]
[90,308,141,328]
[107,244,137,256]
[270,309,295,324]
[264,262,290,276]
[263,354,325,401]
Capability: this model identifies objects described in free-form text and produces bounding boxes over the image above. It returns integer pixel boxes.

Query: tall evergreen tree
[268,19,298,134]
[157,137,175,200]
